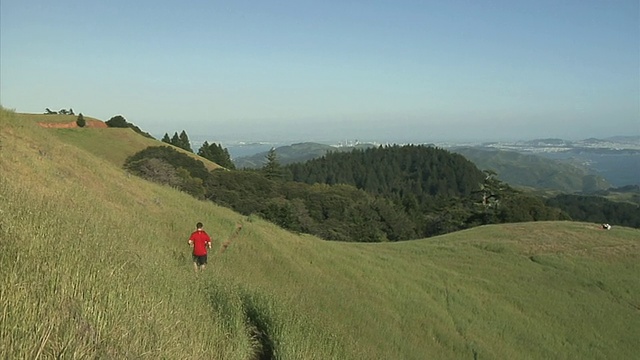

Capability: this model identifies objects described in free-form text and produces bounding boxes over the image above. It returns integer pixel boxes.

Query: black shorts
[193,254,207,266]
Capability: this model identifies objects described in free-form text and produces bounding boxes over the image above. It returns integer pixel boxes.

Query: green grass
[2,107,639,359]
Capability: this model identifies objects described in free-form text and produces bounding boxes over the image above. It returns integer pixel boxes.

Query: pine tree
[197,141,235,169]
[179,130,193,152]
[170,132,180,147]
[197,141,213,159]
[222,148,235,169]
[161,133,171,144]
[263,148,282,180]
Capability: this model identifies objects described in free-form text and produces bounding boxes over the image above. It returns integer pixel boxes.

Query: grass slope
[14,112,221,170]
[16,112,102,124]
[1,108,639,359]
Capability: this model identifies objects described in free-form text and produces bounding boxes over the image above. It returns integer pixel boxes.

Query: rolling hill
[233,142,374,169]
[1,108,639,359]
[233,140,614,194]
[451,146,611,193]
[13,112,222,171]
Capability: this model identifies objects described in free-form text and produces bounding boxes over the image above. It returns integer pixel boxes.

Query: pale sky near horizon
[1,0,638,142]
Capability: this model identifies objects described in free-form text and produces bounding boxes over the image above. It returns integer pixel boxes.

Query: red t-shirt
[189,229,211,256]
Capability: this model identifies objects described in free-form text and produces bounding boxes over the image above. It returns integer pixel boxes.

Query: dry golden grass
[16,112,100,123]
[14,111,221,170]
[2,107,639,359]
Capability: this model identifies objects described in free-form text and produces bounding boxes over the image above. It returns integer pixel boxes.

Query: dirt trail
[220,223,244,253]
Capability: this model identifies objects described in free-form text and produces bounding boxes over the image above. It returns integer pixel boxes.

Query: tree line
[545,194,640,228]
[160,131,235,169]
[124,143,581,242]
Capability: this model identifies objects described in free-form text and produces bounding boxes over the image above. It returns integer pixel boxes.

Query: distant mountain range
[232,136,639,192]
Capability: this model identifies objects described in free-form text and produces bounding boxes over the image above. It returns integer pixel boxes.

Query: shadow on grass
[243,299,275,360]
[204,282,275,360]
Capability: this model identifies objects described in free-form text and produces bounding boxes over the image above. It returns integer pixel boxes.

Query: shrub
[76,113,86,128]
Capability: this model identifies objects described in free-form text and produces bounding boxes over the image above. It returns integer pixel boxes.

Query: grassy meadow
[1,108,639,359]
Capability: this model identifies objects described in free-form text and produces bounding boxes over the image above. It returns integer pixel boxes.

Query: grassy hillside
[1,108,639,359]
[17,112,104,125]
[13,112,221,170]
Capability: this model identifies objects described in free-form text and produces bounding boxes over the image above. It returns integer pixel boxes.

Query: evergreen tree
[222,147,235,169]
[170,132,180,147]
[161,133,171,144]
[179,130,193,152]
[263,148,283,180]
[197,141,213,159]
[197,141,236,169]
[76,113,86,128]
[477,170,503,208]
[212,143,235,169]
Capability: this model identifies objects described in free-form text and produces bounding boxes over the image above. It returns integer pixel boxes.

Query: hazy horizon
[2,1,638,142]
[182,131,640,150]
[157,118,640,145]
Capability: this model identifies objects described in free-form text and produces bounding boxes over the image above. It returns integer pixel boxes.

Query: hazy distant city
[178,134,640,188]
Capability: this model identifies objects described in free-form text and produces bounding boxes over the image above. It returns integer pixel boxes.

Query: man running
[188,222,212,272]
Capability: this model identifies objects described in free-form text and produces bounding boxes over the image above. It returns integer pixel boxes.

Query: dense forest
[286,146,485,205]
[124,144,590,242]
[284,145,570,237]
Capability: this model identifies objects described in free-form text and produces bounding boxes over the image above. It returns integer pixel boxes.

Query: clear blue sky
[1,0,638,142]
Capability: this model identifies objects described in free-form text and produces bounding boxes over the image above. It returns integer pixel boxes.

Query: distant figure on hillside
[601,223,611,230]
[188,222,212,272]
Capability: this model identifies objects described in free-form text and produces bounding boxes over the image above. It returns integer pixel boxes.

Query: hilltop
[13,112,221,171]
[1,108,639,359]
